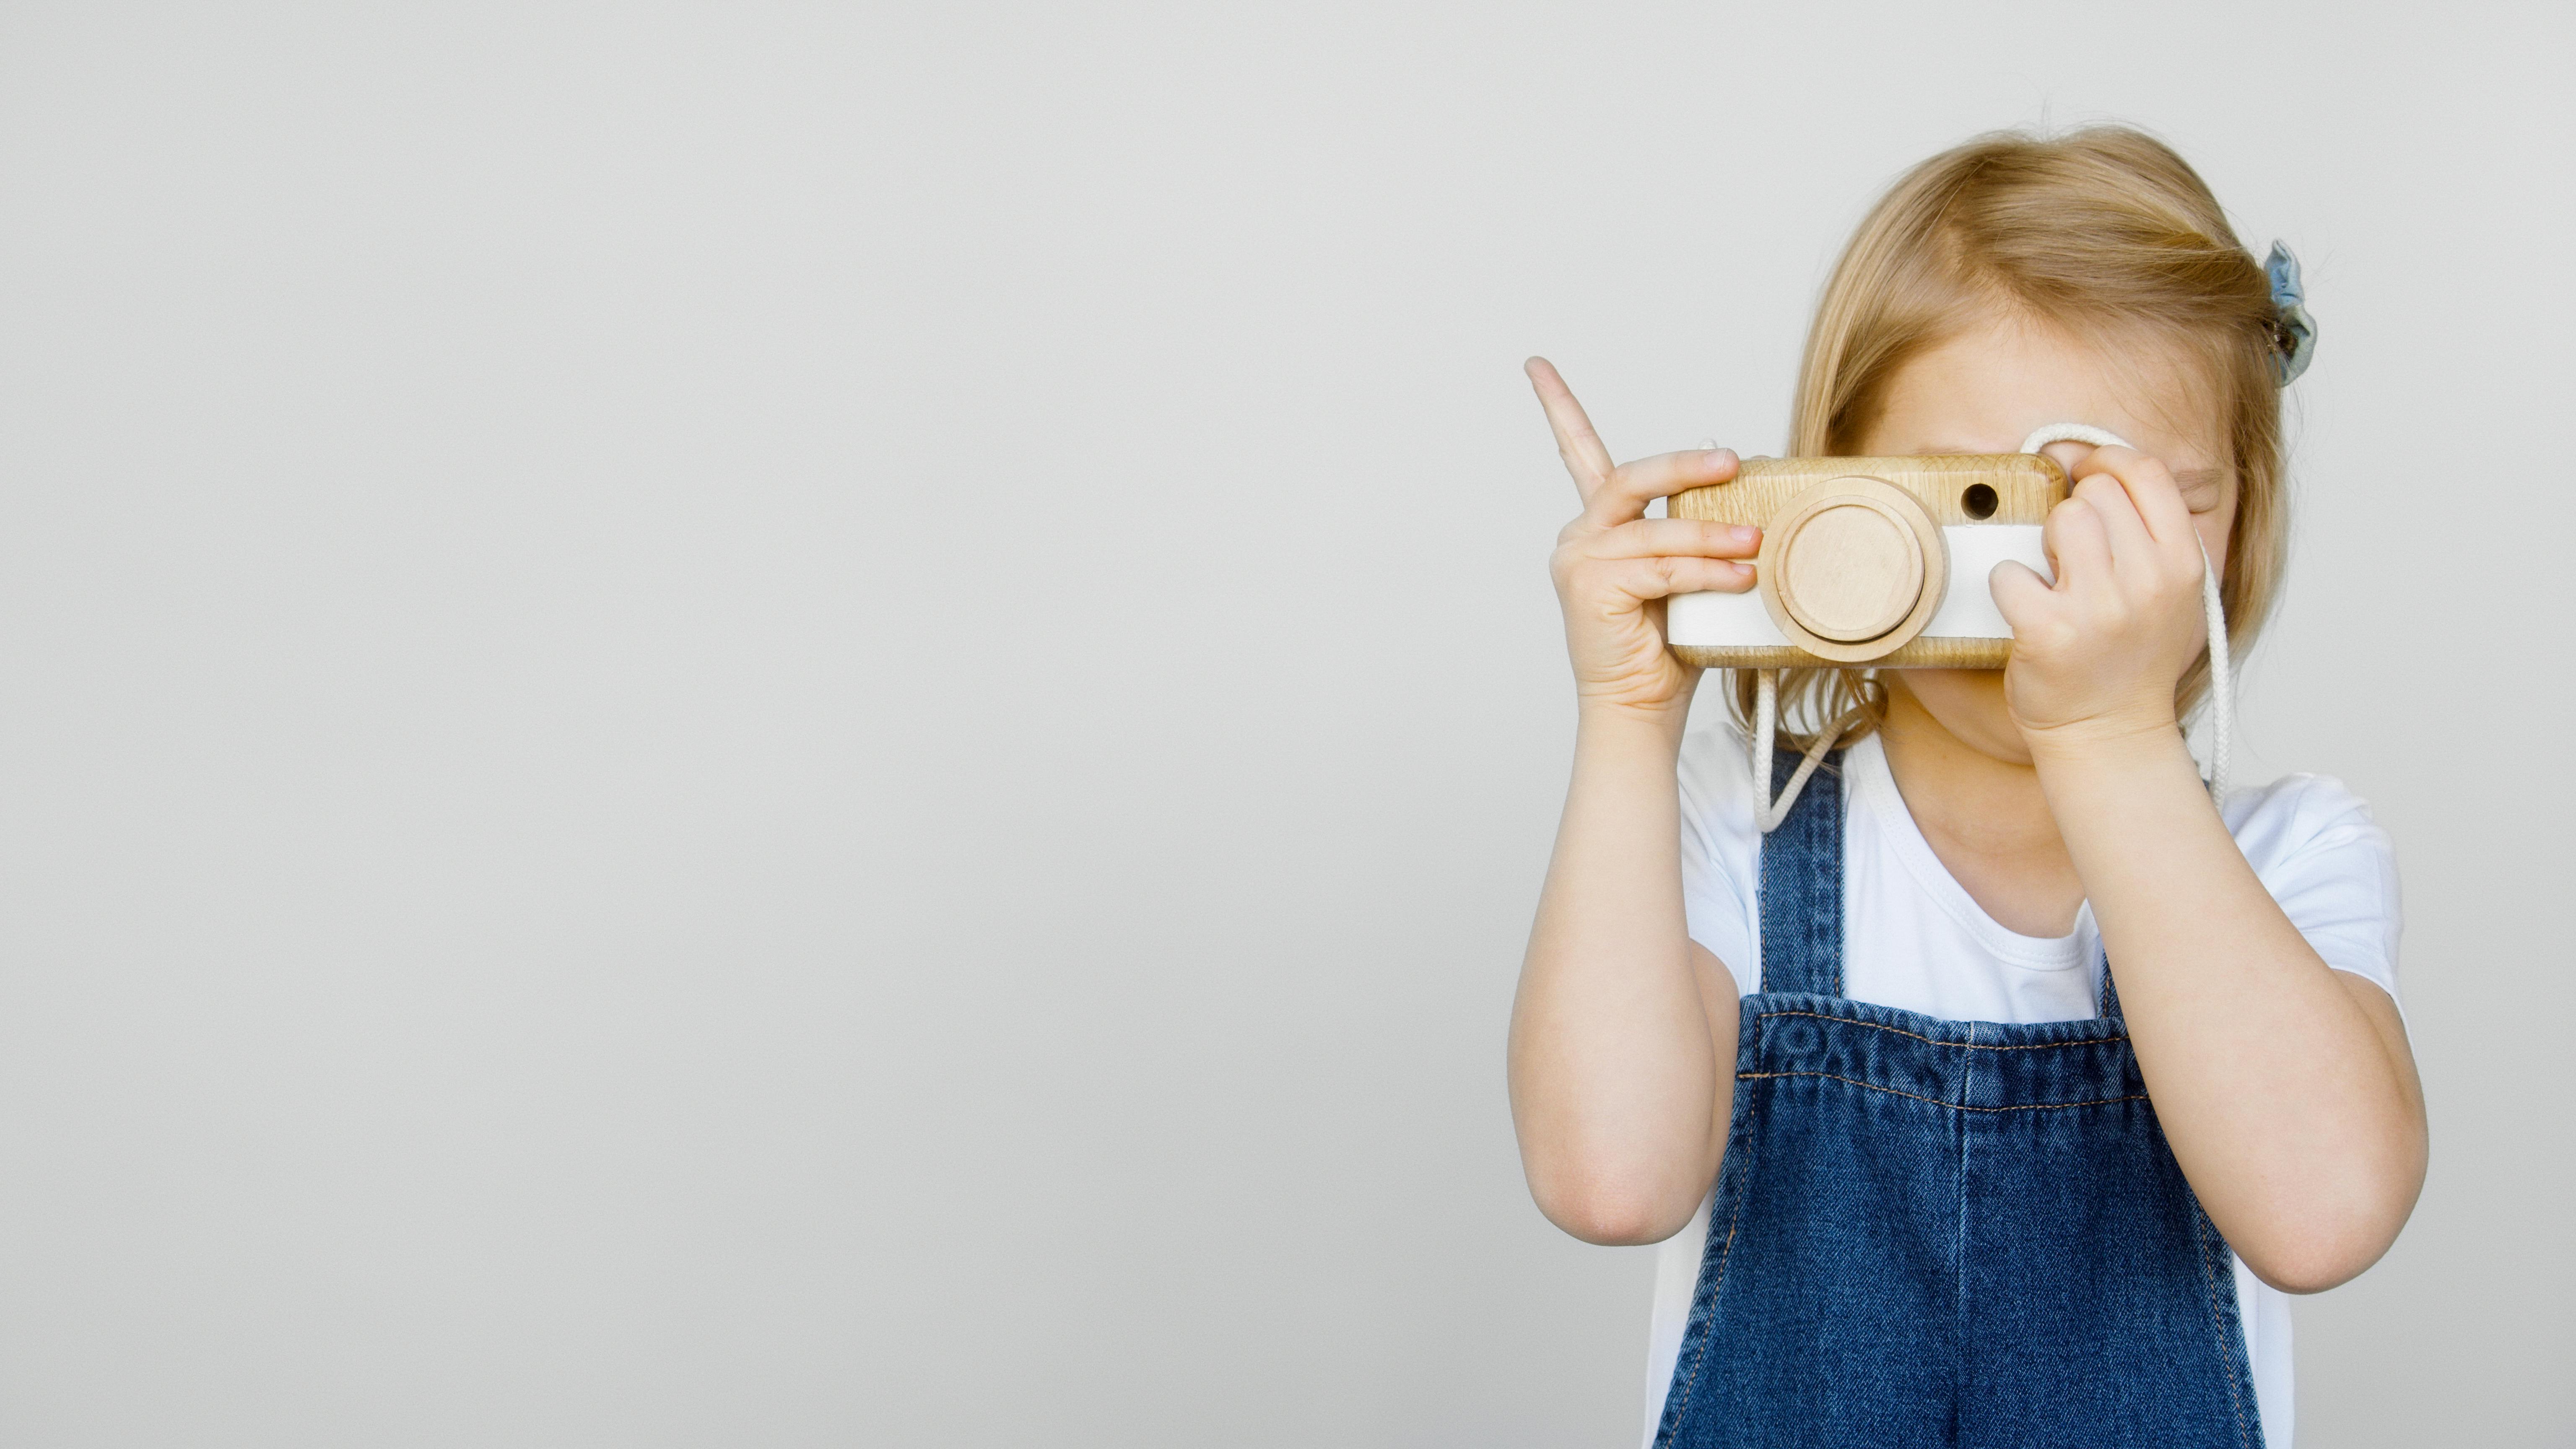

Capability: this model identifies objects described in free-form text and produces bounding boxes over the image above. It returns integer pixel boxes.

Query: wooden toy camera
[1665,454,2070,669]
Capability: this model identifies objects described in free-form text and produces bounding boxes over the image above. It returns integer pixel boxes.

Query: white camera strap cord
[1748,668,1848,833]
[1748,423,2232,832]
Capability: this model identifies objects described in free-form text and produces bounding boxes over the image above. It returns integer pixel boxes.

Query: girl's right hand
[1527,357,1760,722]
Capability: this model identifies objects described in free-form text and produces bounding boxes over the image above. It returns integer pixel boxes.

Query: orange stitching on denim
[1953,1022,1976,1414]
[1658,1106,1758,1444]
[1752,1010,2128,1051]
[1737,1070,2147,1112]
[2194,1210,2255,1447]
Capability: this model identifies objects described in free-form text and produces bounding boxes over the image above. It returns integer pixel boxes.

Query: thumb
[1988,560,2057,636]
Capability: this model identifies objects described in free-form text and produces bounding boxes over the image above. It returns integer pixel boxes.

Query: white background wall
[1,2,2567,1444]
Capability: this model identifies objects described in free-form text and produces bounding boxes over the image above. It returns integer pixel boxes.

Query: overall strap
[1756,746,1846,997]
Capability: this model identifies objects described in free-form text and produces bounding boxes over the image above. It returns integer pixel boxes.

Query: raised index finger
[1525,356,1615,500]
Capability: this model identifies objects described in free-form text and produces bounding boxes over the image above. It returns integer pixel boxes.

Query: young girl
[1508,128,2424,1449]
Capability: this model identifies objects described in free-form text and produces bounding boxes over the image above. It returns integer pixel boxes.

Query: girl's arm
[1517,712,1744,1244]
[1995,447,2429,1294]
[1506,359,1758,1245]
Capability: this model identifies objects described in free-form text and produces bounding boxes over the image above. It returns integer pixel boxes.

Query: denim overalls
[1654,750,2264,1449]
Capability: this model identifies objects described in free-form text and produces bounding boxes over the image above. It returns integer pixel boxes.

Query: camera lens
[1961,483,1998,519]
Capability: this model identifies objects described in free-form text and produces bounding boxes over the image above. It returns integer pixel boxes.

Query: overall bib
[1655,751,2264,1449]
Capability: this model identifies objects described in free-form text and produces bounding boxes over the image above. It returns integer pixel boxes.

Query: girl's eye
[2172,467,2229,514]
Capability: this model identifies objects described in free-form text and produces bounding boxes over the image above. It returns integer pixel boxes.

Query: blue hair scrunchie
[2265,241,2316,386]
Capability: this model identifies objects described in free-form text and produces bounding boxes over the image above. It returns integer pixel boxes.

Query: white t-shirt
[1644,727,2405,1449]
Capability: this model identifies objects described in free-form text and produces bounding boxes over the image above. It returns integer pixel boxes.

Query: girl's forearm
[2031,730,2427,1292]
[1509,704,1733,1245]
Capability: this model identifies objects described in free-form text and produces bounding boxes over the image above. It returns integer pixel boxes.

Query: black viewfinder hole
[1962,483,1999,520]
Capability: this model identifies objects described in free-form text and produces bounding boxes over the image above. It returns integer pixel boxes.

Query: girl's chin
[1885,668,2031,764]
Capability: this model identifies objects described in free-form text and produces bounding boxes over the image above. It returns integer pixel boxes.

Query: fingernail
[1732,525,1757,544]
[1706,447,1733,466]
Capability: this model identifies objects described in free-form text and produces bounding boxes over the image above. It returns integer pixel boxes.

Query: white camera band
[1739,424,2233,832]
[1668,523,2046,646]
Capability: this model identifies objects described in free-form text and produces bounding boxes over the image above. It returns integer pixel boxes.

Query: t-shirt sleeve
[2225,773,2405,1012]
[1675,724,1761,996]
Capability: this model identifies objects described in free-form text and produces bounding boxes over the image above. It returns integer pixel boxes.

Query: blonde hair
[1727,125,2291,749]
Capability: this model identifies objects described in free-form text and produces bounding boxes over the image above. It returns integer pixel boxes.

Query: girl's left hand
[1989,446,2213,750]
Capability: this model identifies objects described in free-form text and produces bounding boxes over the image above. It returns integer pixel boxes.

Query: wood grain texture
[1671,453,2066,529]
